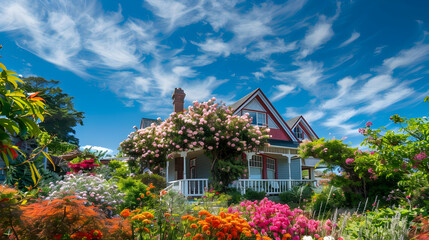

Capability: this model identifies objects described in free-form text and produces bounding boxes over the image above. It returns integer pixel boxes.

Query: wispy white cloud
[273,61,325,89]
[144,0,205,31]
[246,39,297,60]
[194,38,231,57]
[300,16,334,58]
[339,31,360,47]
[299,2,340,58]
[374,45,387,55]
[382,43,429,73]
[271,84,295,102]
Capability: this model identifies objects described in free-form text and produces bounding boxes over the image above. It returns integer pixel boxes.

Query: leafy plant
[0,54,50,188]
[135,173,166,192]
[279,184,313,208]
[243,189,266,201]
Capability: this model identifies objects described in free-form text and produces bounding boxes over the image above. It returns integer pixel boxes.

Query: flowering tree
[120,98,269,189]
[300,101,429,207]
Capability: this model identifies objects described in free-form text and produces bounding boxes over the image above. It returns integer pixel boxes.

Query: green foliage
[211,156,247,192]
[0,55,47,188]
[243,189,266,201]
[337,207,425,239]
[21,76,84,145]
[226,188,242,205]
[38,132,77,156]
[279,184,313,208]
[135,173,166,192]
[310,185,346,218]
[108,160,130,179]
[118,177,154,210]
[194,190,231,214]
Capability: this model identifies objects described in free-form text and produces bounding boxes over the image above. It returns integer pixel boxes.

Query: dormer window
[247,111,266,126]
[294,126,303,139]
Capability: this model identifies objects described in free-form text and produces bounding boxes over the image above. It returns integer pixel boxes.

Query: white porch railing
[167,179,209,197]
[235,179,317,195]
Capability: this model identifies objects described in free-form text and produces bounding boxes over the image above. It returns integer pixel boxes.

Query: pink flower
[345,158,355,165]
[368,168,374,174]
[365,121,373,127]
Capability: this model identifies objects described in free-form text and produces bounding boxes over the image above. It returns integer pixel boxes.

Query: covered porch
[164,146,319,197]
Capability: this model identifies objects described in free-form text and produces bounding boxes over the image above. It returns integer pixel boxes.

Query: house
[146,88,322,196]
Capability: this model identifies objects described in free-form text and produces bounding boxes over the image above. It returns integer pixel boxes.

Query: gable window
[247,111,266,126]
[249,155,263,179]
[294,126,303,139]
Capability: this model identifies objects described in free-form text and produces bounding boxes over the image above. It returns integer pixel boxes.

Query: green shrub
[310,185,346,218]
[135,173,166,191]
[118,177,156,210]
[243,189,266,201]
[108,160,129,179]
[279,184,313,208]
[226,188,242,205]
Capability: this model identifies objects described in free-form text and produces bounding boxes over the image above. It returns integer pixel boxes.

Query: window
[266,158,275,179]
[249,155,263,179]
[247,111,266,126]
[294,126,303,139]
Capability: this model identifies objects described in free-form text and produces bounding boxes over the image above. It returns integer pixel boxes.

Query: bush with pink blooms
[231,198,331,240]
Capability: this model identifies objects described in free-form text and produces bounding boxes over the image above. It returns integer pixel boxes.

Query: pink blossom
[365,121,373,127]
[368,168,374,174]
[345,158,355,165]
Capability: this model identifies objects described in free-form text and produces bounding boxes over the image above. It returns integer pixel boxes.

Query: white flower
[302,237,313,240]
[323,237,335,240]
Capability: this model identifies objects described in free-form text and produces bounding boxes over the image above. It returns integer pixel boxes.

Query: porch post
[181,151,188,197]
[166,160,169,184]
[181,151,187,180]
[287,155,292,190]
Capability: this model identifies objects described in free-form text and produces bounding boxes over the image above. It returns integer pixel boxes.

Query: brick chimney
[172,88,186,113]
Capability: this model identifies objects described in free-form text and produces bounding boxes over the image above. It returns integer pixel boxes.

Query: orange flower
[191,224,198,228]
[198,210,210,216]
[143,227,150,233]
[262,236,272,240]
[164,212,171,217]
[160,190,168,196]
[282,233,291,240]
[146,191,151,196]
[120,209,130,218]
[184,233,191,237]
[149,183,155,189]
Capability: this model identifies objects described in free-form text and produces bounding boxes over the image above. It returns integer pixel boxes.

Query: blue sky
[0,0,428,154]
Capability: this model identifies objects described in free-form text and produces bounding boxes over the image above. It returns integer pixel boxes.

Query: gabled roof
[286,115,319,140]
[230,88,299,142]
[229,88,259,111]
[286,116,301,129]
